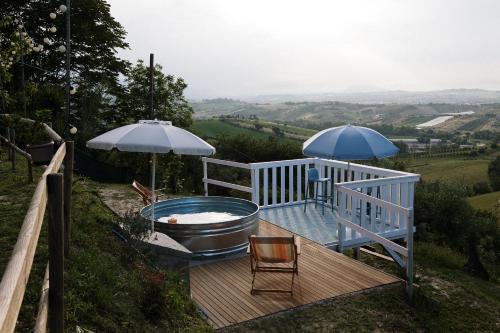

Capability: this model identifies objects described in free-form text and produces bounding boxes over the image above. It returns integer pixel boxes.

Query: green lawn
[468,191,500,219]
[407,157,491,184]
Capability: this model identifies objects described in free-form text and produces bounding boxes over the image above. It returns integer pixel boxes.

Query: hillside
[191,99,500,132]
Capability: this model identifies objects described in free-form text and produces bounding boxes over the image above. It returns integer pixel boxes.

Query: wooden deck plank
[190,219,400,329]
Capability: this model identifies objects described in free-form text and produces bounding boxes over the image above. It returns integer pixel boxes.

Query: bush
[414,181,474,247]
[121,209,150,242]
[488,156,500,191]
[472,182,491,195]
[414,180,500,278]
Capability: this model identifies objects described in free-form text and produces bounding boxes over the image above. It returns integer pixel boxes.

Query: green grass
[468,191,500,219]
[0,146,211,332]
[406,157,491,184]
[0,148,46,330]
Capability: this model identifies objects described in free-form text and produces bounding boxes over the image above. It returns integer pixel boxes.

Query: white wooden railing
[202,157,419,210]
[201,156,419,298]
[335,183,415,299]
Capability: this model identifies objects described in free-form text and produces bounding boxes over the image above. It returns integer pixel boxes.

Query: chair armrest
[295,237,301,255]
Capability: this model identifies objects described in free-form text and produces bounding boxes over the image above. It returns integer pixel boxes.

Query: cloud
[107,0,500,98]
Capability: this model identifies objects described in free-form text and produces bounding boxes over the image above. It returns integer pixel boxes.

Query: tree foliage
[0,0,129,127]
[117,60,193,128]
[414,180,500,277]
[488,155,500,191]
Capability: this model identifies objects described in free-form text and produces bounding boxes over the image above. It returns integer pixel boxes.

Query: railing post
[250,167,255,203]
[63,141,74,257]
[47,173,64,333]
[337,222,344,253]
[406,207,414,302]
[202,157,208,196]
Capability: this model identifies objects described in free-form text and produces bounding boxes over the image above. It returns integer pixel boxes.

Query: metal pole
[19,26,26,117]
[150,153,156,233]
[64,0,71,137]
[0,72,5,113]
[63,141,74,257]
[149,53,154,119]
[149,54,155,216]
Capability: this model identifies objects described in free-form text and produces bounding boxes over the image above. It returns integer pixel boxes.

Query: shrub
[121,209,150,242]
[488,156,500,191]
[472,182,491,195]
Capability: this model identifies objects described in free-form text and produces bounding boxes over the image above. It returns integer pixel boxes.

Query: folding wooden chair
[131,180,167,205]
[247,235,301,295]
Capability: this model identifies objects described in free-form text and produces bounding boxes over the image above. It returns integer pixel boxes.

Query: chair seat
[316,177,330,182]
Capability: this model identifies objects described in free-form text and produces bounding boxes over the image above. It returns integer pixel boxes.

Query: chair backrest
[307,168,319,181]
[249,235,296,263]
[132,180,152,205]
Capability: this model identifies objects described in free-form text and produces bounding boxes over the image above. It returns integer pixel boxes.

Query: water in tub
[158,212,242,224]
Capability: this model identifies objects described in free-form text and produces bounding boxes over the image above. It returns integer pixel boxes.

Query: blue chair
[304,168,333,214]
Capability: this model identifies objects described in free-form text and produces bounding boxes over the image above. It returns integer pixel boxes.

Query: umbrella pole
[151,153,156,233]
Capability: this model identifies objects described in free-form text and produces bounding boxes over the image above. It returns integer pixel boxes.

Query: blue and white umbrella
[303,124,399,180]
[87,120,216,231]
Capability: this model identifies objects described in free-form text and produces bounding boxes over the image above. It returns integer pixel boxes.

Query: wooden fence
[0,129,33,182]
[0,140,74,333]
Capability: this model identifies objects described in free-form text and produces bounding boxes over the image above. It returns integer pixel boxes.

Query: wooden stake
[47,173,64,333]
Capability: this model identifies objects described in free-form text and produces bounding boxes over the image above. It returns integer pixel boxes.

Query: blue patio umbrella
[303,124,399,180]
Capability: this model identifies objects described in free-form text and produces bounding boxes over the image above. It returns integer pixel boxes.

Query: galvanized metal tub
[141,196,259,258]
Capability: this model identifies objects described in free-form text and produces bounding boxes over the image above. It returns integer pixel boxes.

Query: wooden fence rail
[0,139,73,333]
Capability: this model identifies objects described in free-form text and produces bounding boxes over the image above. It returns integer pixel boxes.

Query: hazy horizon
[107,0,500,99]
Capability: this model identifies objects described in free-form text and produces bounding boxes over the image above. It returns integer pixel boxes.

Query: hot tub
[140,196,259,258]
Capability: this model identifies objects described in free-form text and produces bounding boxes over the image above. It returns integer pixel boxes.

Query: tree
[0,0,129,128]
[414,180,500,279]
[488,156,500,191]
[117,60,193,128]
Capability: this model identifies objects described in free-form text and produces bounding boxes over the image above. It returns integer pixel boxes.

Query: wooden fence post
[47,173,64,333]
[27,157,33,183]
[63,141,74,258]
[11,129,16,171]
[6,127,11,161]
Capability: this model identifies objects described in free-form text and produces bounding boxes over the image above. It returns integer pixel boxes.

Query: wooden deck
[190,220,401,329]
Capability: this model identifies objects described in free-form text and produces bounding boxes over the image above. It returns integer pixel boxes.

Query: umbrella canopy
[87,120,215,232]
[303,124,399,160]
[87,120,215,155]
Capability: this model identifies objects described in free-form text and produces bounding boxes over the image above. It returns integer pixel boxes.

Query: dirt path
[96,183,144,216]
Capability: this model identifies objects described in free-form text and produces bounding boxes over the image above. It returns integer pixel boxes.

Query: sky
[107,0,500,99]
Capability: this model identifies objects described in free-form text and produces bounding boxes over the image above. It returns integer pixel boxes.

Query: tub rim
[140,195,260,226]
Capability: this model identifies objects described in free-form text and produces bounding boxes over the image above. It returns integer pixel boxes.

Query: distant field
[406,157,491,184]
[468,191,500,212]
[192,119,283,140]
